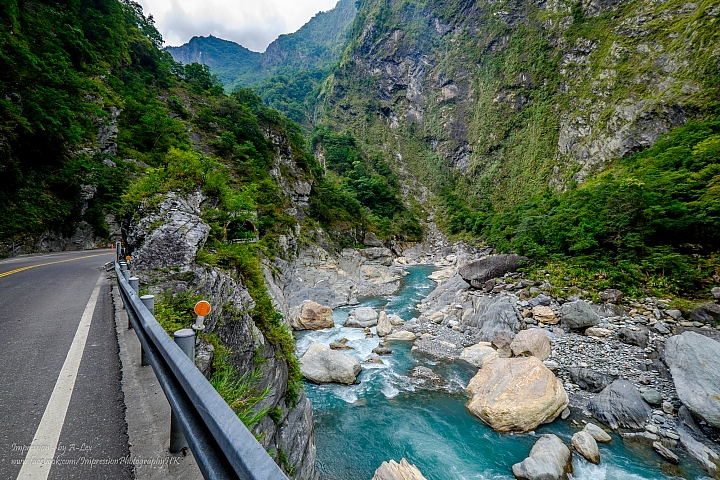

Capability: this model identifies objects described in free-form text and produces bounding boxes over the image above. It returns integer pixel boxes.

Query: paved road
[0,249,133,479]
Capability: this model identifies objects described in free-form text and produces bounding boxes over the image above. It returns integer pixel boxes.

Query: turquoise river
[296,265,711,480]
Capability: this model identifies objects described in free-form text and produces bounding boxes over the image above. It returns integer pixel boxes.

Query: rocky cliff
[318,0,720,209]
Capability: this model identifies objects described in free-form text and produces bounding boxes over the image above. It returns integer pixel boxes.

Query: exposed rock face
[511,434,572,480]
[560,301,600,329]
[345,306,379,328]
[458,254,527,288]
[665,332,720,428]
[572,430,600,464]
[264,244,407,318]
[300,345,361,384]
[372,458,427,480]
[364,232,384,247]
[290,300,334,330]
[466,357,568,433]
[128,192,210,271]
[125,192,317,479]
[588,380,651,430]
[510,329,551,361]
[460,344,498,367]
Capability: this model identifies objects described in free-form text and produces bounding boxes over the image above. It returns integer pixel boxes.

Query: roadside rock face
[300,348,361,385]
[458,254,527,288]
[466,357,568,433]
[345,307,379,328]
[290,300,334,330]
[665,331,720,428]
[372,458,427,480]
[129,192,210,271]
[510,329,551,360]
[377,311,392,337]
[511,434,572,480]
[572,430,600,464]
[588,380,651,430]
[460,344,498,367]
[560,301,600,329]
[568,367,617,393]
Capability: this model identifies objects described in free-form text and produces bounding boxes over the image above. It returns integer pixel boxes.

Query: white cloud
[137,0,340,52]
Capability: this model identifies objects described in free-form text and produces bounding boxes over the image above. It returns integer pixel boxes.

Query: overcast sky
[137,0,339,51]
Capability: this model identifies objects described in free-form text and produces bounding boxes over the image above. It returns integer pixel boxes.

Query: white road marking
[16,273,104,480]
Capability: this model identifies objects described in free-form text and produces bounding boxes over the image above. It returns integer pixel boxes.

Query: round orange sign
[194,300,211,317]
[126,255,132,261]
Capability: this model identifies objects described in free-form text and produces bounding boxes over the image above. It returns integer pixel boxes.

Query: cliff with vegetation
[314,0,720,297]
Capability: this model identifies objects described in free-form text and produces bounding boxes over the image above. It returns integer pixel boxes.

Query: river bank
[294,261,718,479]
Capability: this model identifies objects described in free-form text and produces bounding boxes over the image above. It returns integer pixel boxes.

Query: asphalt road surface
[0,249,133,480]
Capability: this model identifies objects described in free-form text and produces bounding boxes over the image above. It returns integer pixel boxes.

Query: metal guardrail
[114,260,288,480]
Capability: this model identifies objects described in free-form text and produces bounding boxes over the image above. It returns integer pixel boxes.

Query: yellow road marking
[0,252,114,279]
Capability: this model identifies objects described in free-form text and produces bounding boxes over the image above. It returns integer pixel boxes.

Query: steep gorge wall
[318,0,720,208]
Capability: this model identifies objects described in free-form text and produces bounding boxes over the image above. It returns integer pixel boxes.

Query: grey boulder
[588,380,651,430]
[512,434,572,480]
[599,288,623,304]
[689,303,720,324]
[345,306,379,328]
[665,331,720,428]
[568,367,617,393]
[617,326,649,348]
[462,296,522,341]
[300,347,361,385]
[572,430,600,464]
[458,254,527,288]
[560,301,600,329]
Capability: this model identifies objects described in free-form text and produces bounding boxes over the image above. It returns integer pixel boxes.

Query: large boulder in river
[290,300,334,330]
[345,306,379,328]
[511,434,572,480]
[510,329,551,361]
[376,311,392,337]
[588,380,651,430]
[466,357,568,433]
[572,430,600,464]
[372,458,427,480]
[458,254,527,288]
[300,344,361,385]
[560,300,600,329]
[665,331,720,428]
[462,296,522,341]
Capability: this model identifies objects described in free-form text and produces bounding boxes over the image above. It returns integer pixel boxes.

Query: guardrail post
[115,241,121,261]
[139,295,154,366]
[129,277,139,295]
[170,328,196,454]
